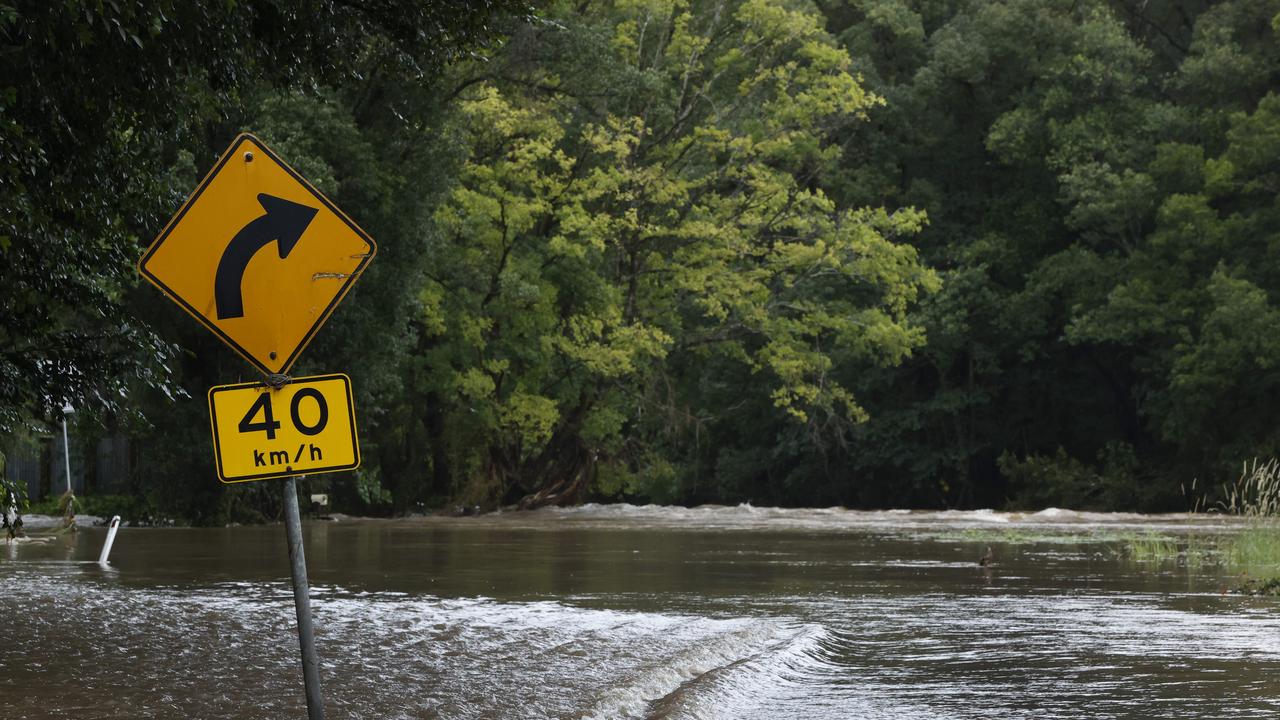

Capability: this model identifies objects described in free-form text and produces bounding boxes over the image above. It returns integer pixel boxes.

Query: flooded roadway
[3,505,1279,719]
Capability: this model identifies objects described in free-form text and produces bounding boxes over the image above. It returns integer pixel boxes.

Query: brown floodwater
[3,505,1279,719]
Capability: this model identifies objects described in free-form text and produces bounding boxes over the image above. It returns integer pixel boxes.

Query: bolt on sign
[138,133,376,376]
[208,374,359,484]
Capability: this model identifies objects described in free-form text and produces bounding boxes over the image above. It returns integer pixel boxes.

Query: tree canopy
[3,0,1280,521]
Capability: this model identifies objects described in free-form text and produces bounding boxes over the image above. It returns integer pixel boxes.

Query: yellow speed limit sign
[208,374,359,483]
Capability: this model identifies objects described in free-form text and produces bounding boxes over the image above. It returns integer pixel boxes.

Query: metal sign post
[283,475,324,720]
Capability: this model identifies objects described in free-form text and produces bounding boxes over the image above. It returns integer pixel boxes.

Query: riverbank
[18,513,107,529]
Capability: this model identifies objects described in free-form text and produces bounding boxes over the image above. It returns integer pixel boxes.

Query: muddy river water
[3,505,1279,719]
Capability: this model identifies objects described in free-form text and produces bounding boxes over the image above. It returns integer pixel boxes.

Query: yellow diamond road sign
[139,133,376,375]
[208,374,359,483]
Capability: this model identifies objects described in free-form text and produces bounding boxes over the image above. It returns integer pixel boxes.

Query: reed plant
[1220,458,1280,517]
[1219,459,1280,588]
[1122,532,1179,563]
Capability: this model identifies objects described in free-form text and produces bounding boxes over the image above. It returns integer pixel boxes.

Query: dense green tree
[413,0,937,507]
[820,0,1280,509]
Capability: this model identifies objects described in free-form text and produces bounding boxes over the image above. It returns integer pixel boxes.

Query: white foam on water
[0,567,822,720]
[314,592,823,719]
[944,508,1012,524]
[1031,507,1075,519]
[578,620,830,720]
[12,568,829,717]
[636,622,834,720]
[474,503,1245,536]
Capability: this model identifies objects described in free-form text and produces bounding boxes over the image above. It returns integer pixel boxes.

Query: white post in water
[61,402,75,496]
[284,475,324,719]
[98,515,121,564]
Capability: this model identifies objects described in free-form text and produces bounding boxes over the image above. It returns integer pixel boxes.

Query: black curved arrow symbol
[214,194,319,320]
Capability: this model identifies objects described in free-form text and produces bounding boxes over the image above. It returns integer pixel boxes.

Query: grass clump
[1235,577,1280,596]
[1118,531,1219,568]
[1221,459,1280,573]
[1122,461,1280,579]
[1122,532,1179,563]
[1214,460,1280,593]
[1224,523,1280,574]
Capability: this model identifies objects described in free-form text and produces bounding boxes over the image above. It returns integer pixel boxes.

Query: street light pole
[61,402,75,497]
